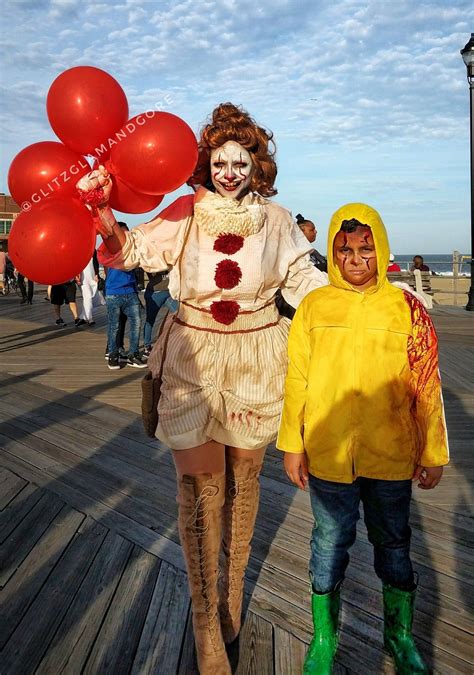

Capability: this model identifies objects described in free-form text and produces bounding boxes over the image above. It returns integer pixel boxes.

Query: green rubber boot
[383,584,428,674]
[303,589,340,675]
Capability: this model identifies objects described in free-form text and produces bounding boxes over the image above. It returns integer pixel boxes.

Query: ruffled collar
[193,187,266,238]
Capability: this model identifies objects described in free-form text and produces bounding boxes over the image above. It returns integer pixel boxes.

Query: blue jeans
[308,475,414,593]
[143,289,176,347]
[106,293,142,355]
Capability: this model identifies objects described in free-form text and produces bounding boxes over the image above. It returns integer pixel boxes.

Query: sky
[1,0,473,255]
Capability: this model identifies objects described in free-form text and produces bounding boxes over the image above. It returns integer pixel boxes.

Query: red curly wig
[188,102,277,197]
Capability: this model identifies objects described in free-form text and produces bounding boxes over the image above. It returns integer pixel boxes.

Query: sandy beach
[430,276,471,306]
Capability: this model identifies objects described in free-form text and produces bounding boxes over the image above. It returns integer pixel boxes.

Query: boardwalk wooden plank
[1,388,166,463]
[0,431,61,471]
[0,298,472,675]
[247,547,473,643]
[0,382,156,446]
[0,407,180,515]
[0,373,148,438]
[1,436,470,656]
[274,626,308,675]
[0,451,185,571]
[0,489,64,587]
[0,468,27,510]
[0,403,179,513]
[0,503,85,650]
[131,561,190,674]
[234,611,273,675]
[0,482,42,543]
[83,545,161,675]
[0,418,180,534]
[0,516,107,674]
[177,609,198,675]
[36,531,133,675]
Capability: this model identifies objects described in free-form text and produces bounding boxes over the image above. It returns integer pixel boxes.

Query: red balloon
[108,173,164,214]
[109,112,198,195]
[8,198,96,285]
[47,66,128,156]
[8,141,91,208]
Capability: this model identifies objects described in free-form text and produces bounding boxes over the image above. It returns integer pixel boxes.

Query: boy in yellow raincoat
[277,203,449,674]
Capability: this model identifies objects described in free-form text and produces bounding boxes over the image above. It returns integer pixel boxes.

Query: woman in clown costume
[78,102,327,674]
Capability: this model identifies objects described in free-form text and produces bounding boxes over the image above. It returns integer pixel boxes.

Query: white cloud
[0,0,472,251]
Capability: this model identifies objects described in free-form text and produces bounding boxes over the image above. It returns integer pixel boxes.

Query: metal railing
[392,252,470,306]
[395,252,469,275]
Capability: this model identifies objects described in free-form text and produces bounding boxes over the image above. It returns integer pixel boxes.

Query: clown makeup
[333,226,378,291]
[210,141,254,199]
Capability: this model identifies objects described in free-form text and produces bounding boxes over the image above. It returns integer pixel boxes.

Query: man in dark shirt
[411,255,430,272]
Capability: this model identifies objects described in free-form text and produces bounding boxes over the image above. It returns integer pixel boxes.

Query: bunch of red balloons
[7,66,198,285]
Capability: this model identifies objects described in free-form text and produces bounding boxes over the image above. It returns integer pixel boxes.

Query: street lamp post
[461,33,474,311]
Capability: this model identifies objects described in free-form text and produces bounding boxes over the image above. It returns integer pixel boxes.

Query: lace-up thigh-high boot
[219,457,262,644]
[177,473,231,675]
[383,583,428,674]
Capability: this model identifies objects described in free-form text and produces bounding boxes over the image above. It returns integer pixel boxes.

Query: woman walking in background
[77,251,105,326]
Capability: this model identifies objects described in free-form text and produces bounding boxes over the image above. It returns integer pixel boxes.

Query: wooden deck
[0,287,472,674]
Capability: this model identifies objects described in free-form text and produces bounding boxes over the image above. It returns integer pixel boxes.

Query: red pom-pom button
[213,233,244,255]
[214,259,242,290]
[210,300,240,325]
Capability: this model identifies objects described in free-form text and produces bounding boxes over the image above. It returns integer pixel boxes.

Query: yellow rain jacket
[277,203,449,483]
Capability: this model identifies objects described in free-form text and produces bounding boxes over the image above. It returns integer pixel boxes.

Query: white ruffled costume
[98,187,327,449]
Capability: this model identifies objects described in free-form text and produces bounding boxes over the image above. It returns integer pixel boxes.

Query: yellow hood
[327,203,390,293]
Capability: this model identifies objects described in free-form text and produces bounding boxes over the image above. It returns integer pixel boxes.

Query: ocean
[391,254,471,277]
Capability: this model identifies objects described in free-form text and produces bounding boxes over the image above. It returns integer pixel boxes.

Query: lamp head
[461,33,474,80]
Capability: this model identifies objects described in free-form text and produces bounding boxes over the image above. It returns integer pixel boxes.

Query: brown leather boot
[177,473,231,675]
[219,457,262,644]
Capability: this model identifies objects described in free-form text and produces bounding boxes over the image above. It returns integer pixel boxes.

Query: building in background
[0,194,20,250]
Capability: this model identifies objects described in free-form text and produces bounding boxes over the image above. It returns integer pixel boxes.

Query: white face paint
[210,141,254,199]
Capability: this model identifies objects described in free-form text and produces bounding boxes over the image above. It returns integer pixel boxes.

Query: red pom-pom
[210,300,240,325]
[214,259,242,290]
[213,233,244,255]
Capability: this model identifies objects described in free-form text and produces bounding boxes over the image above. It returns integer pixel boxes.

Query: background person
[276,212,328,320]
[143,269,175,357]
[387,253,401,272]
[103,222,147,370]
[2,255,16,293]
[104,309,128,362]
[76,250,105,326]
[296,213,327,273]
[411,255,430,272]
[18,273,34,304]
[50,280,80,327]
[0,247,6,291]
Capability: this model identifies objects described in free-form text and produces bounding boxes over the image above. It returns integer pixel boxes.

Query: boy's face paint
[333,226,378,291]
[210,141,254,199]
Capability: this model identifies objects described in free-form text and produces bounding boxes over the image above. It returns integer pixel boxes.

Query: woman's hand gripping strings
[284,452,309,490]
[76,165,125,253]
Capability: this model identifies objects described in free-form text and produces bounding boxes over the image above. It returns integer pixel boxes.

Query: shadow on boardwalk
[0,368,298,673]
